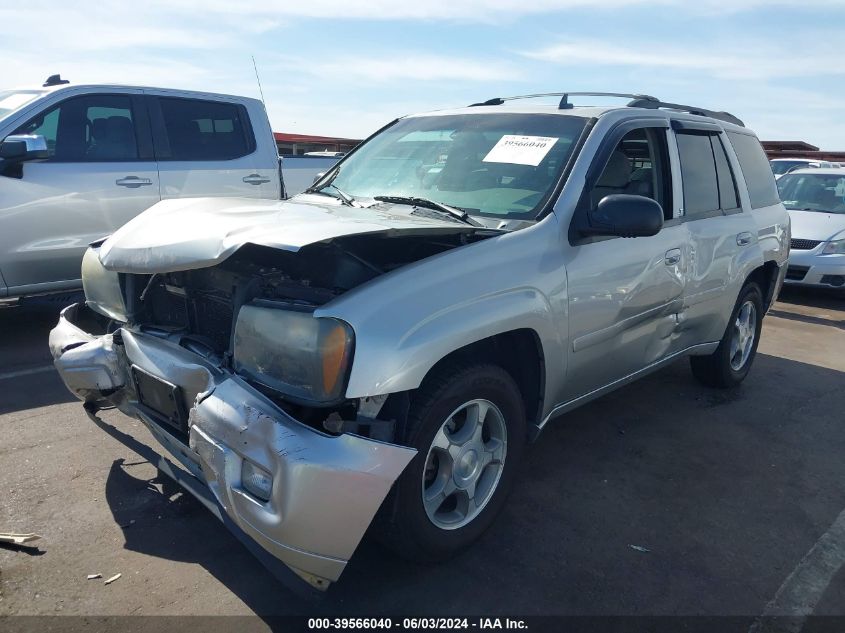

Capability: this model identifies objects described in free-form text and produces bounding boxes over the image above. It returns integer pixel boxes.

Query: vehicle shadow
[96,351,845,616]
[0,305,78,415]
[0,304,62,367]
[769,287,844,331]
[0,371,76,415]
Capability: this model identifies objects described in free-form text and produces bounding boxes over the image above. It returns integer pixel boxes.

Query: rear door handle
[115,176,153,188]
[664,248,681,265]
[243,173,271,185]
[737,232,753,246]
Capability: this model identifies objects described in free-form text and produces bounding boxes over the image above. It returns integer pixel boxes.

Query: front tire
[379,362,526,561]
[690,282,764,388]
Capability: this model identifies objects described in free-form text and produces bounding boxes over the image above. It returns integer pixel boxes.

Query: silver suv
[50,92,790,590]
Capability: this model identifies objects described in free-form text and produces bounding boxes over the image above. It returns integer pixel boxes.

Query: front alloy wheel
[378,363,526,561]
[422,399,507,530]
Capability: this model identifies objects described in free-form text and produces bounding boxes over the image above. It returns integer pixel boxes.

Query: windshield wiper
[323,183,356,206]
[304,169,356,207]
[374,195,482,227]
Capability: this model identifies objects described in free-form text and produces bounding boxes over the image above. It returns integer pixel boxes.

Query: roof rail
[469,92,658,109]
[626,98,744,127]
[468,91,745,127]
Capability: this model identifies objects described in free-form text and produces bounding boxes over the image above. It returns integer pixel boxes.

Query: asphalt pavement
[1,287,844,628]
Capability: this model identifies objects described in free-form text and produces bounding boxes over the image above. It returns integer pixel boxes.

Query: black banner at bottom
[3,615,845,633]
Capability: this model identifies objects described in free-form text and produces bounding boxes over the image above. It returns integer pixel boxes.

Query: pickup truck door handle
[243,173,271,185]
[664,248,681,265]
[115,176,153,188]
[736,232,753,246]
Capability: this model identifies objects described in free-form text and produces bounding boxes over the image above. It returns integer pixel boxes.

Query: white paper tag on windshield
[483,135,558,166]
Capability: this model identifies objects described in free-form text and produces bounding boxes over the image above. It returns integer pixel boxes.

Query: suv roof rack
[469,92,658,109]
[627,97,744,127]
[468,92,745,127]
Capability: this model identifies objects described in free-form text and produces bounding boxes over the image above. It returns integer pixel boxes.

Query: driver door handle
[664,248,681,265]
[115,176,153,188]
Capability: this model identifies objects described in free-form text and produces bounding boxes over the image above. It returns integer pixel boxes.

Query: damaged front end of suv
[49,195,497,590]
[50,107,592,591]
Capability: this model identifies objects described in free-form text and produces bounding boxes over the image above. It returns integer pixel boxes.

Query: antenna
[251,55,267,108]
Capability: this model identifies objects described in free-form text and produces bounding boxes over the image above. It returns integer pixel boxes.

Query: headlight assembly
[822,239,845,255]
[233,303,354,405]
[81,247,128,322]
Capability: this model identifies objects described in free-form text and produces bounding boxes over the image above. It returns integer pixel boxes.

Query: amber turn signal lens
[321,322,350,396]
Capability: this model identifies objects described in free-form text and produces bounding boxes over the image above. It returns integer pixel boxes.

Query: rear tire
[378,362,526,562]
[690,282,763,388]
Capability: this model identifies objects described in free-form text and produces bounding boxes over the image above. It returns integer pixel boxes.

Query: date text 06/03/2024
[306,617,529,629]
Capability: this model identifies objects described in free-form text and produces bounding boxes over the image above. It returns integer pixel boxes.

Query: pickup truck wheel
[690,282,763,388]
[380,363,526,561]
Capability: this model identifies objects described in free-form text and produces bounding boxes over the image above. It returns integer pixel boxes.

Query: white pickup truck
[0,77,339,301]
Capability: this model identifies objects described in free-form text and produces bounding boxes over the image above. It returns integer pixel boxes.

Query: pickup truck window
[327,113,586,220]
[157,97,253,161]
[13,94,138,161]
[727,131,780,209]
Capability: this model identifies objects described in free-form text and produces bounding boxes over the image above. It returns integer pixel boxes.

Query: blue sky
[2,1,844,147]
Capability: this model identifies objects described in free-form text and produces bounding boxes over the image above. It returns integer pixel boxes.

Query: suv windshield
[777,172,845,214]
[322,113,587,220]
[0,90,44,123]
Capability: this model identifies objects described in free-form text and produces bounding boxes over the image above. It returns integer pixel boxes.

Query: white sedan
[777,168,845,291]
[771,158,833,179]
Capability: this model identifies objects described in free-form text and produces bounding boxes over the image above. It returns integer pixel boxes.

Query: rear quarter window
[726,132,780,208]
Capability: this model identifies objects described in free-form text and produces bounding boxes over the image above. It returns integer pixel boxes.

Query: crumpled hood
[788,210,845,242]
[98,196,474,273]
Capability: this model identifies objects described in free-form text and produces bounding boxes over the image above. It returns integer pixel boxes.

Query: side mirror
[0,134,49,161]
[312,171,326,184]
[586,194,664,238]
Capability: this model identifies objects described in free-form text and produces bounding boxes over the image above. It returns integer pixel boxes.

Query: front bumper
[784,250,845,289]
[49,303,415,590]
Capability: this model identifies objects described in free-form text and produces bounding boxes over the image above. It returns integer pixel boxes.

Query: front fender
[316,214,568,406]
[344,286,560,398]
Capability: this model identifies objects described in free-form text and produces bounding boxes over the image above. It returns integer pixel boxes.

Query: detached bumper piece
[50,304,415,590]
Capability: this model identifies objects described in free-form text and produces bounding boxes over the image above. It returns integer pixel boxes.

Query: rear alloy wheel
[379,363,525,561]
[729,300,757,372]
[690,282,764,388]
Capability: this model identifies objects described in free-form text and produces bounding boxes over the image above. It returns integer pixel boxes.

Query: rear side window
[676,133,719,216]
[157,97,254,161]
[676,132,740,217]
[727,132,780,208]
